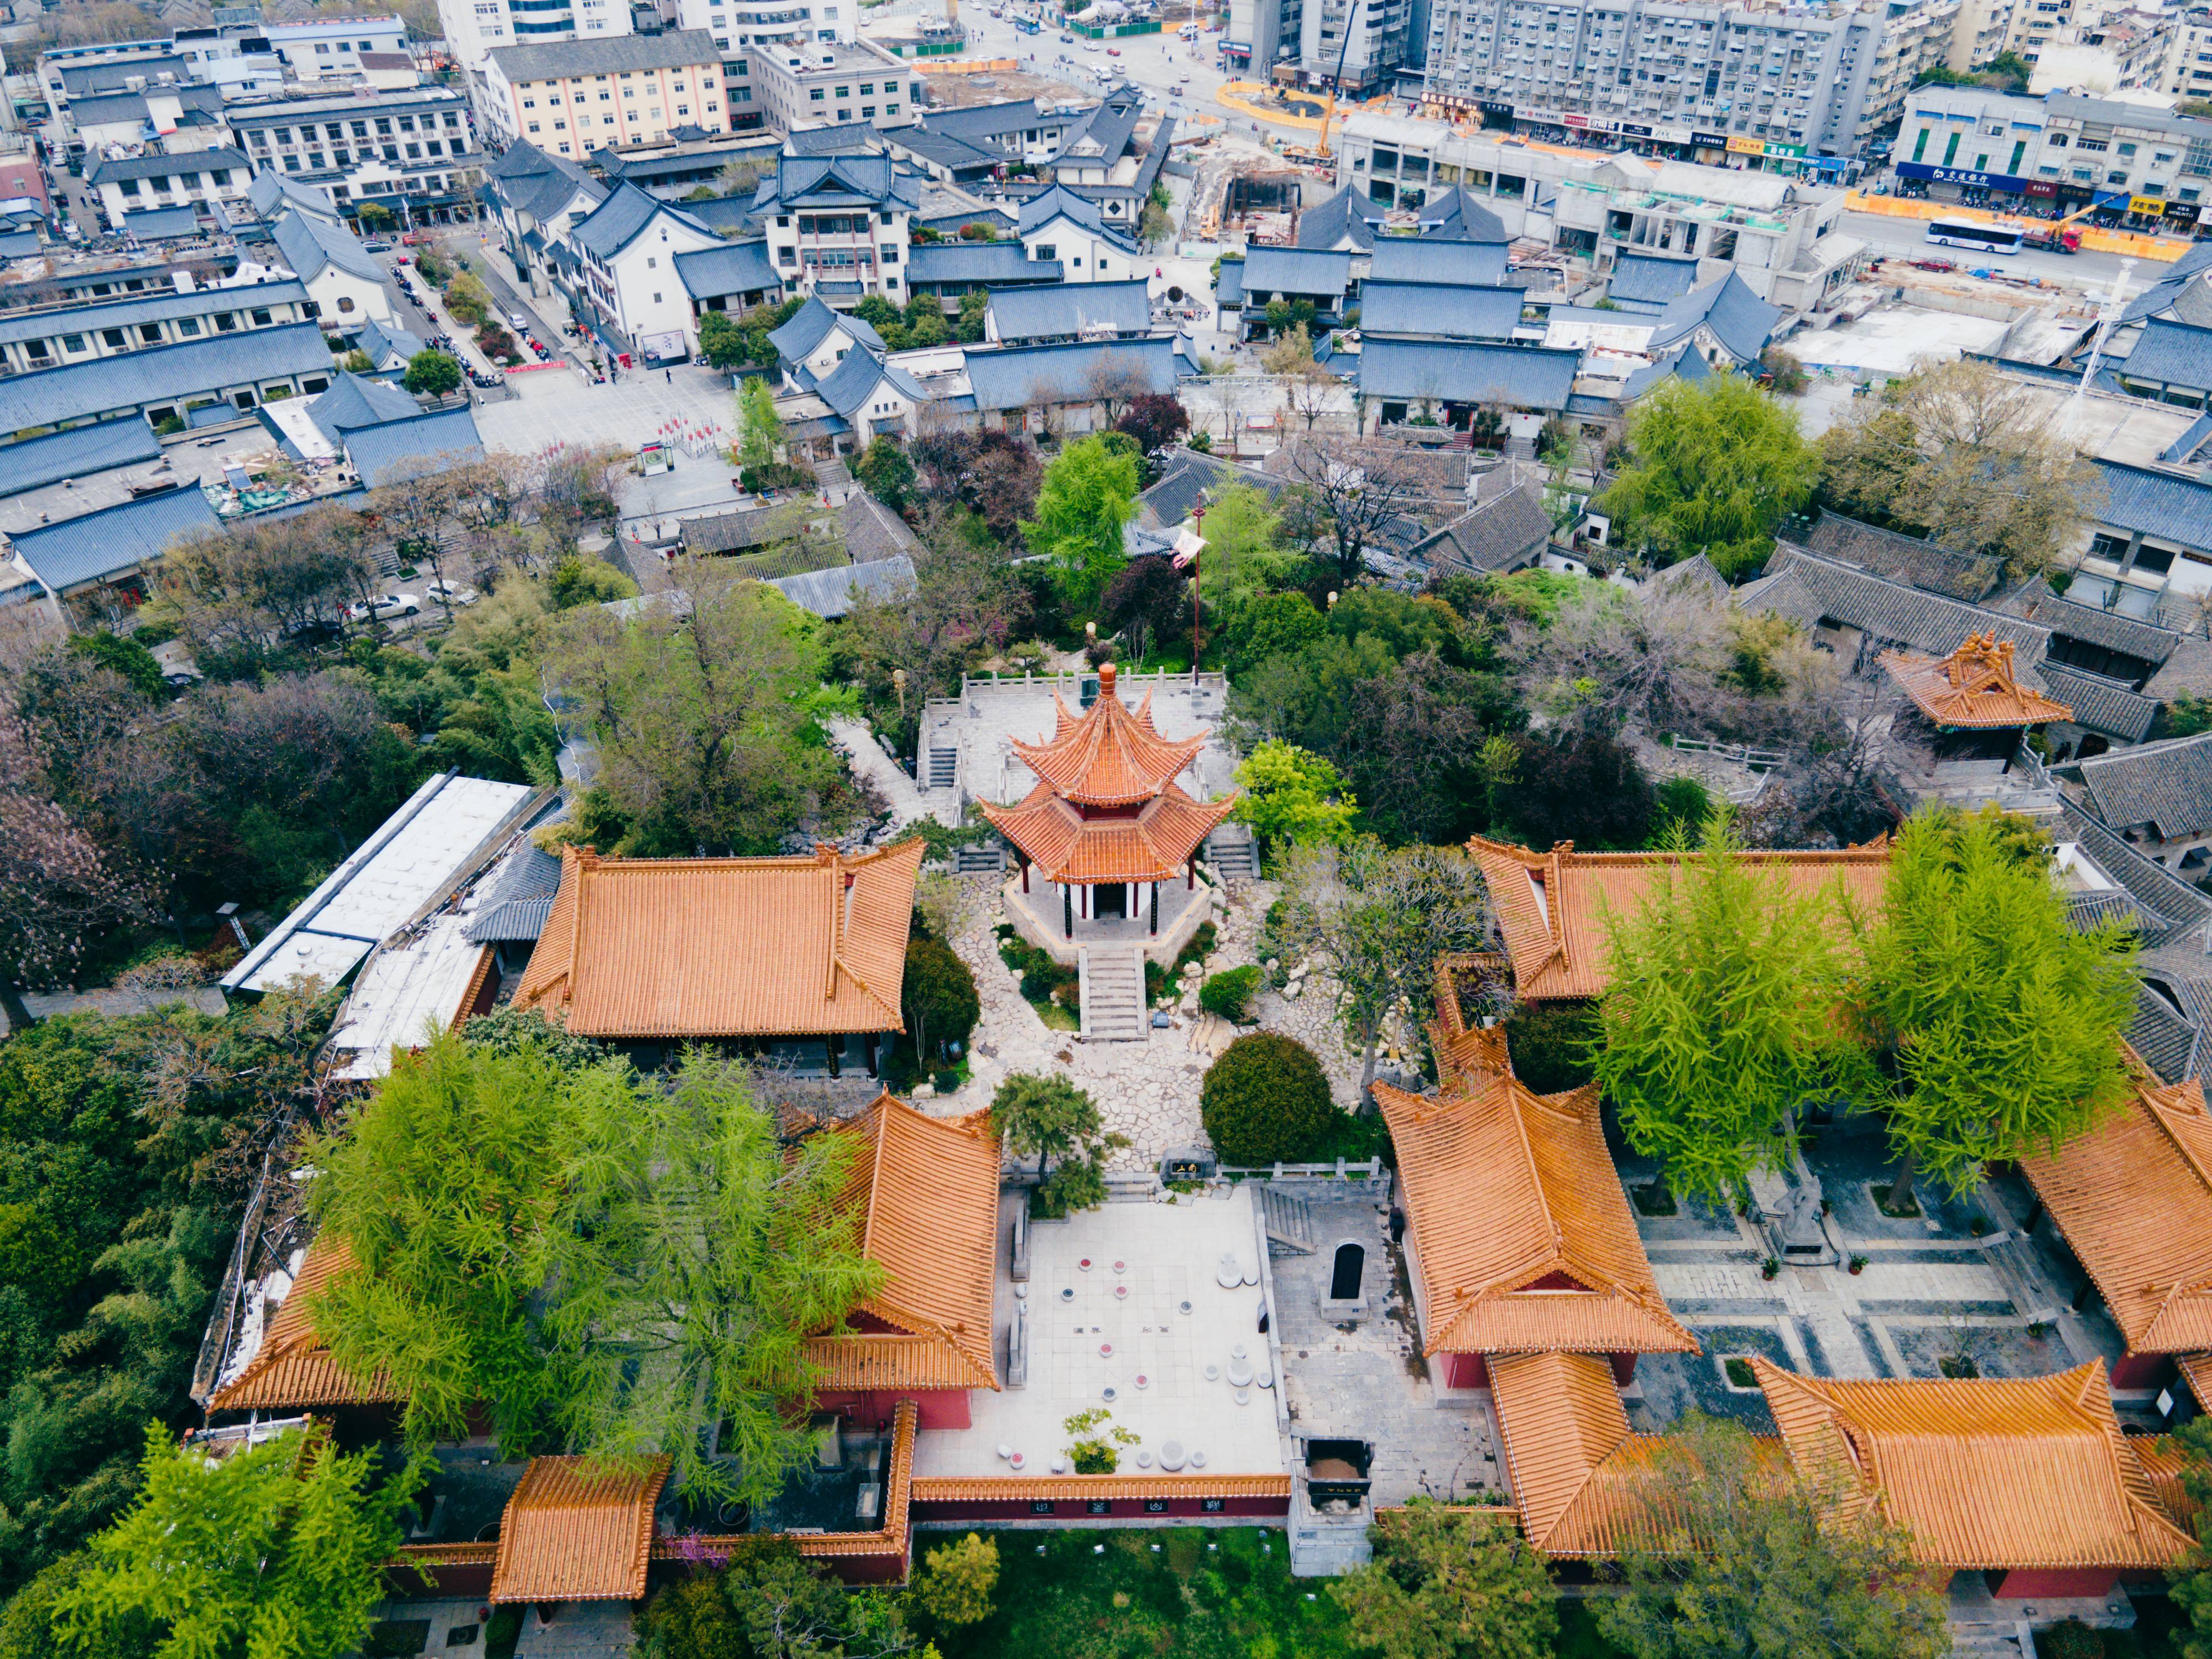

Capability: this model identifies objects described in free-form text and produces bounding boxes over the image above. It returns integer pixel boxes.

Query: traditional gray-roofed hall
[85,146,248,187]
[122,207,204,242]
[672,241,783,307]
[1237,246,1354,305]
[1606,251,1702,312]
[2116,319,2212,403]
[1365,238,1510,289]
[985,279,1151,343]
[272,211,387,288]
[1414,186,1510,245]
[0,323,336,436]
[0,279,313,373]
[2062,732,2212,848]
[1357,281,1524,341]
[2093,460,2212,562]
[1137,447,1288,530]
[769,554,917,619]
[1801,513,2003,604]
[1648,272,1781,368]
[1404,484,1553,576]
[1357,339,1580,418]
[342,407,485,488]
[769,296,883,364]
[1296,184,1389,252]
[7,483,222,598]
[0,419,163,500]
[570,183,708,261]
[962,336,1186,416]
[907,242,1063,299]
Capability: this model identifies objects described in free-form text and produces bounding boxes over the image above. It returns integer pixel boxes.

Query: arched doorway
[1329,1241,1364,1302]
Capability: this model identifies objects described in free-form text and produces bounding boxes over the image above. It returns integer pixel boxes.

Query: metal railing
[1218,1157,1386,1180]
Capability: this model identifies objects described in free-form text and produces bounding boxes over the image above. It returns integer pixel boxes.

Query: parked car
[508,310,529,330]
[1083,39,1101,49]
[1107,45,1121,54]
[362,238,391,252]
[347,592,421,620]
[1060,30,1074,40]
[422,578,479,606]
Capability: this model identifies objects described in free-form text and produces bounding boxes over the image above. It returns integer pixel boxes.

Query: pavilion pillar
[1020,855,1030,894]
[1082,884,1089,920]
[1063,884,1073,938]
[864,1032,879,1077]
[826,1035,841,1078]
[1149,881,1158,936]
[1187,859,1195,890]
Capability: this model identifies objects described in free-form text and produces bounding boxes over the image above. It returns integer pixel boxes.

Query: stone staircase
[1077,946,1148,1043]
[1260,1185,1316,1253]
[925,745,959,790]
[1206,824,1259,879]
[953,840,1005,874]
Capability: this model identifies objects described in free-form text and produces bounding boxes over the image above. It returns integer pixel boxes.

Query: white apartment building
[747,39,922,134]
[437,0,633,74]
[84,147,253,226]
[226,87,481,221]
[671,0,854,54]
[480,32,726,160]
[1415,0,1976,162]
[262,17,411,80]
[1229,0,1407,94]
[2163,7,2212,102]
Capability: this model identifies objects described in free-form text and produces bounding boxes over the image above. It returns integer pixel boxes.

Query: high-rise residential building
[1413,0,1977,161]
[437,0,633,74]
[479,31,726,159]
[1228,0,1406,95]
[670,0,854,54]
[2162,6,2212,101]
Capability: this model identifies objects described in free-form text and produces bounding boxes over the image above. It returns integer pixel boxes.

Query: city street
[1837,208,2148,299]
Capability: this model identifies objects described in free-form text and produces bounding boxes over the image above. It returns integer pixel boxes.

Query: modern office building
[225,86,481,223]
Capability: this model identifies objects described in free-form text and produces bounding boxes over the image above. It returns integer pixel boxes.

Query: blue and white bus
[1925,217,2024,254]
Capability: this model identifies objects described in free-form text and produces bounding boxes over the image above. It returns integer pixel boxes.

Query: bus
[1925,217,2024,255]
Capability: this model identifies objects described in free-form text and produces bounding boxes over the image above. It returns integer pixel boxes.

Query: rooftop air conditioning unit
[124,75,147,91]
[821,51,837,64]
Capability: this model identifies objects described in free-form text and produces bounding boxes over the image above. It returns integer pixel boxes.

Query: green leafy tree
[954,290,989,343]
[1593,813,1873,1205]
[53,1425,425,1659]
[1861,805,2139,1207]
[1331,1499,1556,1659]
[698,310,749,369]
[442,269,491,326]
[738,375,784,472]
[64,629,164,700]
[302,1033,620,1451]
[1594,1414,1950,1659]
[991,1073,1124,1213]
[1233,739,1358,852]
[902,934,979,1066]
[1201,1031,1335,1164]
[1021,434,1140,612]
[854,435,917,514]
[1197,480,1296,624]
[1601,374,1818,577]
[400,348,462,397]
[914,1532,1000,1628]
[355,202,395,233]
[1274,837,1493,1101]
[543,1051,883,1505]
[641,1537,916,1659]
[1227,589,1326,678]
[2168,1413,2212,1659]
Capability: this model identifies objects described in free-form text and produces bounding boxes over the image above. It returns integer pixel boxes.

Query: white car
[1082,39,1101,50]
[422,578,479,606]
[349,591,422,620]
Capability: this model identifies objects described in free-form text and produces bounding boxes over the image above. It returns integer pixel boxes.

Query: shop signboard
[1726,135,1764,154]
[1896,160,2031,192]
[1619,122,1652,137]
[2130,195,2168,215]
[1692,131,1729,149]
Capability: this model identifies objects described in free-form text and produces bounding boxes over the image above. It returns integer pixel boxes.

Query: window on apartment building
[215,312,237,331]
[2108,169,2127,183]
[810,87,825,100]
[336,148,352,164]
[316,41,330,52]
[529,122,543,133]
[2049,132,2069,146]
[310,150,327,167]
[283,155,301,171]
[2119,141,2137,155]
[101,327,126,347]
[275,128,293,143]
[177,316,199,337]
[377,118,393,134]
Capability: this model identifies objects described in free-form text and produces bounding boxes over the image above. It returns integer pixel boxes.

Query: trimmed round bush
[1201,1032,1335,1165]
[1199,966,1261,1024]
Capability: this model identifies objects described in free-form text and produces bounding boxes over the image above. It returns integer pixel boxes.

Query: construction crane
[1280,7,1359,165]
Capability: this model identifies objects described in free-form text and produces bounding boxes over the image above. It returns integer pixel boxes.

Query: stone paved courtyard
[932,872,1373,1170]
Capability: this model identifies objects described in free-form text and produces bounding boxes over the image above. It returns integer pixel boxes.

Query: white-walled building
[747,38,922,134]
[1014,184,1141,283]
[270,208,395,331]
[438,0,634,74]
[671,0,855,54]
[84,148,253,228]
[480,32,726,161]
[566,181,724,361]
[225,87,480,223]
[263,17,411,81]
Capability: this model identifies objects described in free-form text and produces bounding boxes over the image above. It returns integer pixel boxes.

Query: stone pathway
[826,714,943,831]
[934,874,1371,1169]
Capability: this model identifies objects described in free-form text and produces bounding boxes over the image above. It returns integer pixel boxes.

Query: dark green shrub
[739,461,813,494]
[902,935,979,1063]
[1503,1002,1600,1093]
[1199,966,1261,1023]
[2043,1624,2101,1659]
[1201,1032,1335,1165]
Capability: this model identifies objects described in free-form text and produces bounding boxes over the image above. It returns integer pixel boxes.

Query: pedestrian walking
[666,368,672,383]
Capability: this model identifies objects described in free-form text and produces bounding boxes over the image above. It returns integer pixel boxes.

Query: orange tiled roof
[1490,1350,1651,1556]
[1427,953,1511,1087]
[803,1094,1001,1395]
[1753,1357,2195,1571]
[2182,1351,2212,1410]
[976,779,1238,884]
[1465,836,1891,1003]
[1373,1073,1698,1357]
[1008,662,1212,807]
[206,1238,400,1413]
[489,1454,671,1603]
[514,838,924,1039]
[649,1400,919,1563]
[2020,1058,2212,1354]
[1881,633,2073,730]
[2134,1433,2200,1532]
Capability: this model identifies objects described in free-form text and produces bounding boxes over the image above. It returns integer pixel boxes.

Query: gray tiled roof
[359,317,426,368]
[8,483,221,593]
[2093,460,2212,555]
[1406,485,1552,575]
[0,322,333,432]
[672,239,780,302]
[1650,271,1778,366]
[839,493,921,564]
[1365,238,1509,288]
[891,127,1003,174]
[570,182,707,260]
[769,296,883,362]
[0,281,312,356]
[1608,251,1702,307]
[247,168,340,222]
[814,348,930,421]
[122,206,203,241]
[2121,239,2212,325]
[1357,338,1579,412]
[2065,731,2212,839]
[962,336,1185,411]
[85,144,245,185]
[309,371,419,436]
[0,418,161,499]
[1999,585,2179,666]
[272,210,384,284]
[1239,246,1352,302]
[1136,446,1286,529]
[1296,184,1387,252]
[463,832,565,943]
[987,278,1150,342]
[2119,318,2212,392]
[1215,257,1244,307]
[768,153,919,215]
[1802,513,2002,603]
[1622,344,1710,399]
[1415,185,1509,245]
[2057,799,2212,942]
[343,406,483,487]
[1356,280,1522,340]
[487,27,718,79]
[2161,410,2212,465]
[769,552,916,618]
[2132,979,2205,1083]
[2036,662,2159,743]
[907,241,1058,286]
